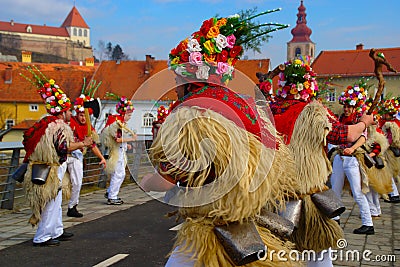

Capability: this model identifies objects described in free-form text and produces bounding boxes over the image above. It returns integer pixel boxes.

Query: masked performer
[21,67,93,246]
[101,93,136,205]
[141,10,303,267]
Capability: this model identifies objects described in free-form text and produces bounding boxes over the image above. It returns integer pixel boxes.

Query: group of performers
[139,8,398,267]
[19,66,136,246]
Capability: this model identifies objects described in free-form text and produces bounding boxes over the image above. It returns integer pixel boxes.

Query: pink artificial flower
[226,34,236,48]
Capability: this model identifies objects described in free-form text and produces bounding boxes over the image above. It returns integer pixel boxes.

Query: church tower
[287,0,315,63]
[61,6,90,48]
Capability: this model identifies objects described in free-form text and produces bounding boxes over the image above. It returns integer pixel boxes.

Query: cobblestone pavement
[0,183,398,266]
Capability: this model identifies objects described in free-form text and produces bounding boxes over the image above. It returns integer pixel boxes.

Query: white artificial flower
[187,38,202,52]
[196,65,210,80]
[297,83,304,91]
[80,94,85,98]
[348,89,354,94]
[55,106,61,112]
[215,34,228,51]
[358,93,365,99]
[79,107,85,112]
[174,66,188,77]
[350,100,356,106]
[353,86,360,92]
[227,14,240,18]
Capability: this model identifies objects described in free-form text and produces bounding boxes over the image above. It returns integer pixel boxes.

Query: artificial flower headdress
[105,92,134,115]
[156,105,170,123]
[338,79,369,113]
[74,78,102,114]
[168,8,288,85]
[20,65,71,115]
[376,97,400,116]
[276,59,318,101]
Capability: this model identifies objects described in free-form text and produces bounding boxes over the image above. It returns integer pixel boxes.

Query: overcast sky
[1,0,399,67]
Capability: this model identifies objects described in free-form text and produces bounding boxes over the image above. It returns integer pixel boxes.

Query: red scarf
[23,116,59,162]
[69,116,94,141]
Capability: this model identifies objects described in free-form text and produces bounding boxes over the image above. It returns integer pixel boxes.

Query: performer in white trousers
[67,96,106,217]
[330,86,374,235]
[101,94,136,205]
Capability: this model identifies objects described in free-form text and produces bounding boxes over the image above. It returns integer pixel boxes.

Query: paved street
[0,182,399,266]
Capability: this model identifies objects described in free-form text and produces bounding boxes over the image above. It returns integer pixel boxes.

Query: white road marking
[93,254,129,267]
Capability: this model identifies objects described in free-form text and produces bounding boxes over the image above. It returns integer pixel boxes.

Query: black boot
[67,205,83,217]
[353,225,374,235]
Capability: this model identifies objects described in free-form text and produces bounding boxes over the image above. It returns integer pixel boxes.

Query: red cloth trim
[104,114,124,129]
[272,101,308,144]
[22,116,59,162]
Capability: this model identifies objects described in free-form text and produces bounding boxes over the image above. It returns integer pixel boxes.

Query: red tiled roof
[93,59,270,101]
[61,6,89,28]
[0,58,270,103]
[12,120,36,130]
[312,47,400,77]
[0,62,96,103]
[0,20,69,37]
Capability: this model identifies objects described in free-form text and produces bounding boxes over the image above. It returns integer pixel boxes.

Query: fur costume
[23,118,74,226]
[101,120,126,175]
[360,125,392,195]
[279,101,344,252]
[151,106,301,267]
[382,121,400,178]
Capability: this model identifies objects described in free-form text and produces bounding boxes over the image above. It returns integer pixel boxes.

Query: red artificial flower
[179,51,190,63]
[200,18,214,36]
[217,50,228,63]
[229,46,242,58]
[259,81,272,93]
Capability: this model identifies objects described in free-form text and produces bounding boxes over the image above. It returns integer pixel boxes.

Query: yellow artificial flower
[171,57,180,65]
[204,53,216,63]
[58,100,64,105]
[49,79,55,85]
[303,81,310,89]
[294,59,302,65]
[290,86,298,95]
[203,40,215,54]
[215,18,227,28]
[46,104,51,109]
[206,26,220,39]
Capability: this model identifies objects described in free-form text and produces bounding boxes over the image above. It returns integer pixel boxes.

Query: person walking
[66,94,106,217]
[21,68,93,246]
[101,93,136,205]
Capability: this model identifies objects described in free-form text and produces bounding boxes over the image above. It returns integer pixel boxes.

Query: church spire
[290,0,312,42]
[286,0,315,63]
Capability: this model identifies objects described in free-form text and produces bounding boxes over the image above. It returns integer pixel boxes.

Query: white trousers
[390,177,399,197]
[107,147,126,200]
[307,248,333,267]
[366,188,381,216]
[67,152,83,209]
[33,162,67,243]
[331,155,373,226]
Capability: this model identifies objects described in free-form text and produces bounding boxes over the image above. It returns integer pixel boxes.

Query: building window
[29,104,39,111]
[295,47,301,57]
[327,89,336,102]
[79,29,82,36]
[26,25,32,33]
[84,29,87,37]
[5,119,14,129]
[142,113,155,127]
[73,28,77,36]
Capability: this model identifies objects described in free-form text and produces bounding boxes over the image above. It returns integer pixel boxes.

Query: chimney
[4,67,12,84]
[85,57,94,66]
[10,19,14,26]
[356,43,364,50]
[21,51,32,63]
[145,54,154,74]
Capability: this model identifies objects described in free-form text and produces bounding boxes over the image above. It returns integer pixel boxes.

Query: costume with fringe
[151,85,301,267]
[381,121,400,178]
[22,116,73,226]
[271,100,344,253]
